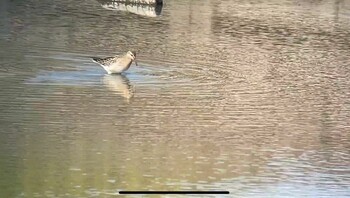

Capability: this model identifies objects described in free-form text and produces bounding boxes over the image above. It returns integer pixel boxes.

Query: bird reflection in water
[102,74,135,102]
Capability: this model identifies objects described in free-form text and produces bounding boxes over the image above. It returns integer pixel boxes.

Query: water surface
[0,0,350,197]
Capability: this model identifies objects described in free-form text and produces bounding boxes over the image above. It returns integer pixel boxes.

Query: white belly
[104,61,132,74]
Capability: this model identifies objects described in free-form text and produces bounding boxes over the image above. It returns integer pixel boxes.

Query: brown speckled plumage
[92,51,137,74]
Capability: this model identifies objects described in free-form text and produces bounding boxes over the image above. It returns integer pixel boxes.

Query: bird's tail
[91,57,102,63]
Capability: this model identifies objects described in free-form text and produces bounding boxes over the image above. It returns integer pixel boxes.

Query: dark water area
[0,0,349,197]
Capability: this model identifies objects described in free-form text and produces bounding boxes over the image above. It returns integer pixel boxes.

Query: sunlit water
[0,0,350,197]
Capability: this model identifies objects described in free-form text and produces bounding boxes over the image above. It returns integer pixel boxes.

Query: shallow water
[0,0,350,197]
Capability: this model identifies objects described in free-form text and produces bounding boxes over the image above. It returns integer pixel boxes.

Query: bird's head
[127,51,138,66]
[127,51,136,60]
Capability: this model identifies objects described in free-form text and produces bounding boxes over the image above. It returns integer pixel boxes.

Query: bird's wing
[92,56,117,66]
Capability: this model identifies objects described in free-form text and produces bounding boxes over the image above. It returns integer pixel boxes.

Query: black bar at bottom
[119,191,229,194]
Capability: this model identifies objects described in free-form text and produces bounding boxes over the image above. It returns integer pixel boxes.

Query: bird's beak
[134,59,138,66]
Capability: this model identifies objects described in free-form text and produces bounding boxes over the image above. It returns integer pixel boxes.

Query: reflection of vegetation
[97,0,163,17]
[19,129,181,196]
[0,151,22,197]
[15,82,280,196]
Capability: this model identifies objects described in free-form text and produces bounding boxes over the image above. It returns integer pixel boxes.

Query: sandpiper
[92,51,137,74]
